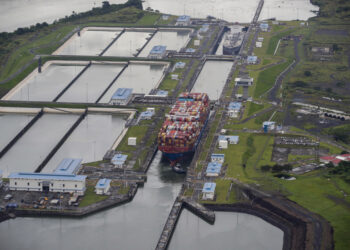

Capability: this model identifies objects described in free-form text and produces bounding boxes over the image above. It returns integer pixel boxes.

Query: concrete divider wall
[99,29,126,56]
[0,109,44,158]
[134,30,158,57]
[35,109,88,172]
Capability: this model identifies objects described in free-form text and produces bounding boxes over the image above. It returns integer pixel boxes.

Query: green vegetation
[266,29,296,55]
[247,102,265,116]
[202,180,236,204]
[324,124,350,145]
[79,186,108,207]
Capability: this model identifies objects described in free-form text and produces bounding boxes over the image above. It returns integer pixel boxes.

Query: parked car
[3,194,13,201]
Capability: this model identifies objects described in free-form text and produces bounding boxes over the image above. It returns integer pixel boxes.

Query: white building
[218,135,239,144]
[95,178,111,195]
[211,154,225,163]
[256,41,262,48]
[260,23,269,32]
[235,78,254,86]
[206,162,222,177]
[218,140,228,149]
[128,137,137,146]
[202,182,216,200]
[227,102,242,118]
[148,45,167,59]
[263,121,276,132]
[8,172,86,195]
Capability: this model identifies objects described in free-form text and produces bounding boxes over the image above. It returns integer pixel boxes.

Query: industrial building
[111,154,128,168]
[110,88,133,105]
[202,182,216,200]
[235,77,254,86]
[320,154,350,166]
[227,102,242,118]
[53,158,82,175]
[206,162,222,177]
[95,178,111,195]
[211,154,225,163]
[8,172,87,195]
[263,121,276,132]
[148,45,167,59]
[176,15,191,26]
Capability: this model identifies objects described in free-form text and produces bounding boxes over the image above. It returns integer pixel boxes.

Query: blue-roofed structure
[199,24,209,33]
[156,90,168,97]
[263,121,276,133]
[206,162,222,177]
[140,110,154,120]
[95,178,111,195]
[202,182,216,200]
[218,135,239,144]
[53,158,82,175]
[260,23,269,31]
[247,56,258,64]
[174,62,186,69]
[8,172,87,194]
[110,88,133,105]
[111,154,128,168]
[211,154,225,163]
[228,102,242,118]
[176,15,191,26]
[148,45,167,59]
[186,48,196,53]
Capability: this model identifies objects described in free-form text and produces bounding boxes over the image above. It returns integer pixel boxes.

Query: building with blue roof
[263,121,276,133]
[218,135,240,144]
[111,154,128,168]
[174,62,186,69]
[206,162,222,177]
[53,158,82,175]
[156,90,168,97]
[199,24,209,33]
[211,154,225,163]
[8,172,87,195]
[228,102,242,118]
[185,48,196,53]
[148,45,167,59]
[260,23,269,32]
[95,178,111,195]
[176,15,191,26]
[202,182,216,200]
[110,88,133,105]
[247,56,258,64]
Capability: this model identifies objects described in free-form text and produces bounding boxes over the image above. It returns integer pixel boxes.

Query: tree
[102,1,110,9]
[261,165,271,172]
[304,70,312,77]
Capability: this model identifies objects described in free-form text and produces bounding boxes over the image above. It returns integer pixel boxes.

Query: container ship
[158,92,210,163]
[223,31,244,55]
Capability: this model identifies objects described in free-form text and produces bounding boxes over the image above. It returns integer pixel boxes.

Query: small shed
[194,40,200,46]
[218,140,228,149]
[95,178,111,195]
[260,23,269,32]
[171,74,179,80]
[211,154,225,163]
[202,182,216,200]
[256,41,262,48]
[110,88,133,105]
[206,162,222,177]
[199,24,209,33]
[128,137,137,146]
[186,48,196,53]
[257,37,264,42]
[111,154,128,168]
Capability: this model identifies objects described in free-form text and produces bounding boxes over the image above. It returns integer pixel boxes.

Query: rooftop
[8,172,86,181]
[235,77,254,82]
[211,153,225,159]
[53,158,82,175]
[156,90,168,97]
[247,56,258,63]
[228,102,242,110]
[218,135,239,142]
[260,23,269,29]
[95,178,111,189]
[175,62,186,68]
[202,182,216,193]
[140,111,154,118]
[206,162,222,174]
[111,154,128,164]
[263,121,276,126]
[150,45,167,54]
[111,88,133,100]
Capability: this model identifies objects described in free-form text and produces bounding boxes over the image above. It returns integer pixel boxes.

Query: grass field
[79,186,108,207]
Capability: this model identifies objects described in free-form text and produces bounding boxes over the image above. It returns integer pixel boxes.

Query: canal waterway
[0,152,184,250]
[58,64,125,103]
[103,31,153,57]
[99,63,165,103]
[7,64,85,102]
[0,0,127,32]
[169,210,284,250]
[43,114,127,172]
[191,60,233,101]
[0,113,35,152]
[0,113,79,177]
